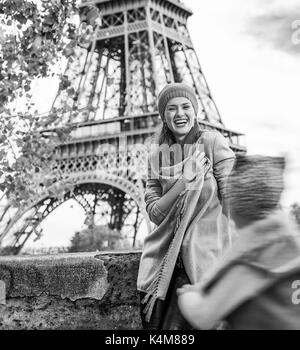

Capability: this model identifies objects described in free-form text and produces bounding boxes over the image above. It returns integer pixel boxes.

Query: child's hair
[226,155,285,223]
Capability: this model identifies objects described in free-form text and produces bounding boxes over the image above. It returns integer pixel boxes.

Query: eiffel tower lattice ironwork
[0,0,246,254]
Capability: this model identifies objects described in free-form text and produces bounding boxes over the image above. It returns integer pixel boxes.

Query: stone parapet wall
[0,251,142,330]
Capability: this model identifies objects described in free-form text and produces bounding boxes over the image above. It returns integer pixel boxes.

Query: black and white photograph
[0,0,300,335]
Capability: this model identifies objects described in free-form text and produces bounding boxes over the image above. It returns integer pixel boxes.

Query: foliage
[290,203,300,229]
[68,224,132,253]
[0,245,19,256]
[0,0,101,207]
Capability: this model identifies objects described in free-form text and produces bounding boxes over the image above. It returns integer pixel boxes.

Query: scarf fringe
[142,292,158,322]
[141,195,188,322]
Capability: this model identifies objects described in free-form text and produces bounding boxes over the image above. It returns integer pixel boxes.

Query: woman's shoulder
[198,129,225,150]
[199,129,221,142]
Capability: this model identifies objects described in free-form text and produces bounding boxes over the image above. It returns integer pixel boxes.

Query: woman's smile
[174,117,189,127]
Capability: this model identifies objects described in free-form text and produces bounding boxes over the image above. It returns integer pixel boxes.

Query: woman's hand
[182,148,206,183]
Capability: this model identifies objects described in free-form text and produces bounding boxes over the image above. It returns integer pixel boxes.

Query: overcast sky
[26,0,300,248]
[184,0,300,206]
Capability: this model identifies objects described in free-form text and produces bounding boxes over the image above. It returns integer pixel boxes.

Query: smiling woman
[137,83,236,330]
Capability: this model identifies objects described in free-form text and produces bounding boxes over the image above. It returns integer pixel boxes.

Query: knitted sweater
[137,130,235,321]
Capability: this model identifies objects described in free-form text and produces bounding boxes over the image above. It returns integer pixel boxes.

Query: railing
[46,112,246,154]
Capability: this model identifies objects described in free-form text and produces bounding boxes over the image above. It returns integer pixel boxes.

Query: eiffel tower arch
[0,0,246,254]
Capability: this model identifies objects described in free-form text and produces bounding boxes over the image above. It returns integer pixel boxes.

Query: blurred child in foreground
[177,155,300,330]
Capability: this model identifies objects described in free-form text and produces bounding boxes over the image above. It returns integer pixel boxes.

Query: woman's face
[164,97,196,142]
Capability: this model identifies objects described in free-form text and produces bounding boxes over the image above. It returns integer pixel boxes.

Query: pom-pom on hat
[157,83,199,119]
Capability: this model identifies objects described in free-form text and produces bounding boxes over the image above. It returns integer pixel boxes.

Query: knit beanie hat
[226,155,285,223]
[157,83,199,119]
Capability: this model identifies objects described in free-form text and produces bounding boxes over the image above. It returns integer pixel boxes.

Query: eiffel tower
[0,0,246,254]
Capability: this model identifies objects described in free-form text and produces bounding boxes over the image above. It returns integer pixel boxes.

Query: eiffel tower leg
[108,189,125,231]
[1,181,147,254]
[132,206,140,248]
[108,189,142,246]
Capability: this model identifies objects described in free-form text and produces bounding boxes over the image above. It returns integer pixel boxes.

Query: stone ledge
[0,251,142,330]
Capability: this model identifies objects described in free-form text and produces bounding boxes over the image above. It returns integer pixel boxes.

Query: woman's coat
[137,129,235,321]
